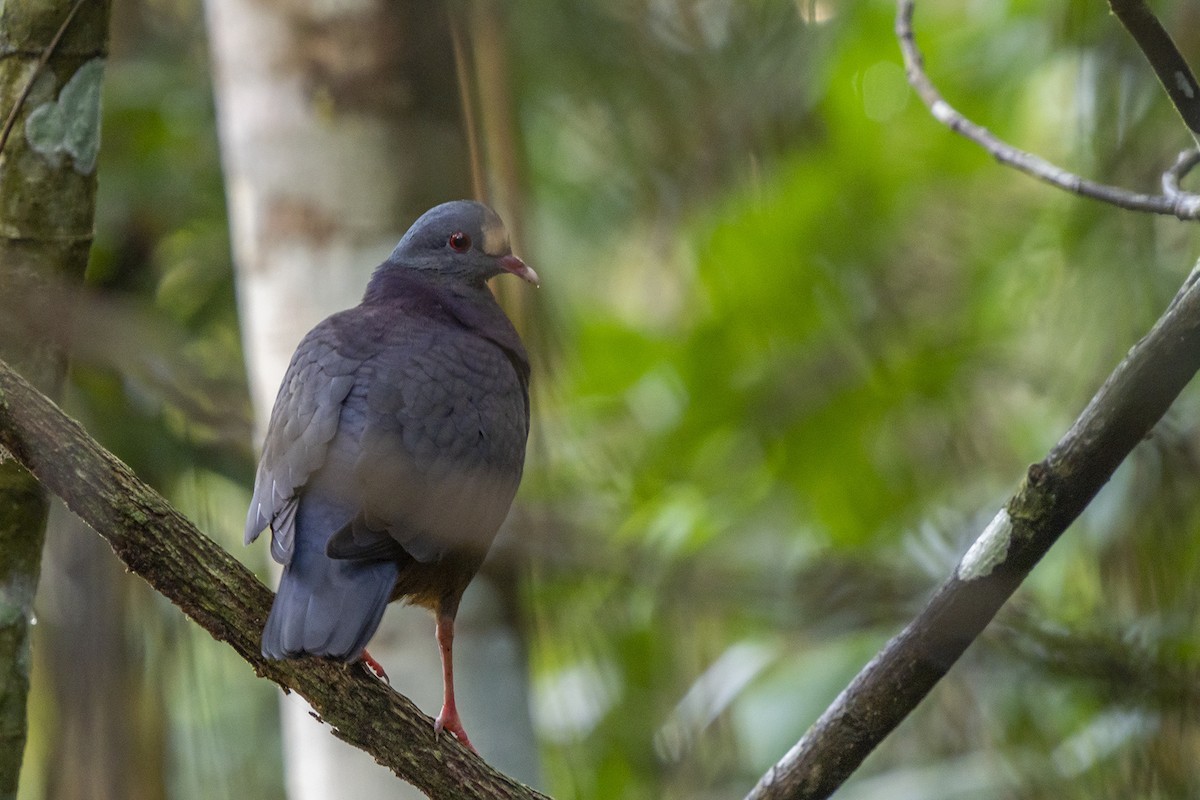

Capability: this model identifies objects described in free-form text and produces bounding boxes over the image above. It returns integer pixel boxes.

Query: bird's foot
[359,649,390,683]
[434,705,477,754]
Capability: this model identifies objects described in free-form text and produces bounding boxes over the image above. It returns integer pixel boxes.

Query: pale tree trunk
[0,0,110,796]
[202,1,540,796]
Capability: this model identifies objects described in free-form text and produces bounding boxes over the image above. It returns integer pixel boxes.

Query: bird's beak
[499,254,540,287]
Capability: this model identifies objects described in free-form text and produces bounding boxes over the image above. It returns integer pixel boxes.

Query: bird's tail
[261,543,399,661]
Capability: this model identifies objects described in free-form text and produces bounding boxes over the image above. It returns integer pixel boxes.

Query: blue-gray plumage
[245,200,537,751]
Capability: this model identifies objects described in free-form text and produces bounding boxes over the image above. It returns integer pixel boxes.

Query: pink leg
[432,612,476,753]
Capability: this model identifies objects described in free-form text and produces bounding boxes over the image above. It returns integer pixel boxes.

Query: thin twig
[0,0,89,156]
[1109,0,1200,142]
[895,0,1200,221]
[1162,148,1200,206]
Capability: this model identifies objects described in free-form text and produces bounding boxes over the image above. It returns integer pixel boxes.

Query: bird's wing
[331,326,529,564]
[245,318,359,564]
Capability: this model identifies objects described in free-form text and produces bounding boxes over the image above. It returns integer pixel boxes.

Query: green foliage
[514,0,1200,797]
[19,0,1200,797]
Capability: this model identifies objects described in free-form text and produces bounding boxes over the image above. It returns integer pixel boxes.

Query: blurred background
[14,0,1200,797]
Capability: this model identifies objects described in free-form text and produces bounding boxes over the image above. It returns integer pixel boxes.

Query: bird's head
[381,200,539,288]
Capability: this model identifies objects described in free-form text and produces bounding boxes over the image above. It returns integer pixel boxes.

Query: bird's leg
[432,611,476,753]
[359,648,390,683]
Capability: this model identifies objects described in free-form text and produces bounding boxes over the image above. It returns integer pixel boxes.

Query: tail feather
[262,542,399,660]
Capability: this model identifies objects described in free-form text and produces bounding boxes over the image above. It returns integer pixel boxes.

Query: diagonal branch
[744,250,1200,799]
[1108,0,1200,141]
[0,359,550,800]
[742,6,1200,798]
[896,0,1200,220]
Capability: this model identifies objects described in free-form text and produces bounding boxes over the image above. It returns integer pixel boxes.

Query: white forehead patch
[481,217,510,256]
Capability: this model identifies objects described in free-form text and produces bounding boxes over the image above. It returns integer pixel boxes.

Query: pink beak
[499,254,540,287]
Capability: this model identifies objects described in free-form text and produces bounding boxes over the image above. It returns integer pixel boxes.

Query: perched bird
[245,200,537,751]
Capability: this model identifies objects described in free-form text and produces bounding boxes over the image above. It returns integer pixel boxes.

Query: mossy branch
[0,358,550,800]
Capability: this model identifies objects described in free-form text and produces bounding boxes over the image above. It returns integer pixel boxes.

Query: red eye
[448,231,471,252]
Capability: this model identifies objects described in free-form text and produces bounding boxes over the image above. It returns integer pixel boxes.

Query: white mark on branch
[24,57,105,175]
[1176,72,1196,100]
[930,99,953,124]
[957,509,1013,580]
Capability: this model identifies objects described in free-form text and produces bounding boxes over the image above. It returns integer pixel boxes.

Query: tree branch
[1108,0,1200,141]
[745,248,1200,799]
[0,359,550,800]
[742,6,1200,797]
[1163,147,1200,201]
[896,0,1200,220]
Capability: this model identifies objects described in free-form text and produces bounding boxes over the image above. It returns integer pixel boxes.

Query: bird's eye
[448,231,471,253]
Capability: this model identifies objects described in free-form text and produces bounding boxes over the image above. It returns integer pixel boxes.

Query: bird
[244,200,537,752]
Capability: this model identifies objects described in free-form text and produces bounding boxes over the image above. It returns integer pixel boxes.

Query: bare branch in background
[1108,0,1200,142]
[896,0,1200,221]
[0,270,253,451]
[1163,148,1200,201]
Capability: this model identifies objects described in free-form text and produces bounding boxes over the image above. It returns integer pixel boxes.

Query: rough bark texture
[204,0,540,793]
[0,357,551,800]
[0,0,110,794]
[745,265,1200,800]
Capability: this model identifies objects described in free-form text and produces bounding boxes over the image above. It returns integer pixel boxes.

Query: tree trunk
[0,0,110,795]
[202,0,540,794]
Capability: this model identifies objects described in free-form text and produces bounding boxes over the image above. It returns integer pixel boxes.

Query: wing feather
[244,319,361,564]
